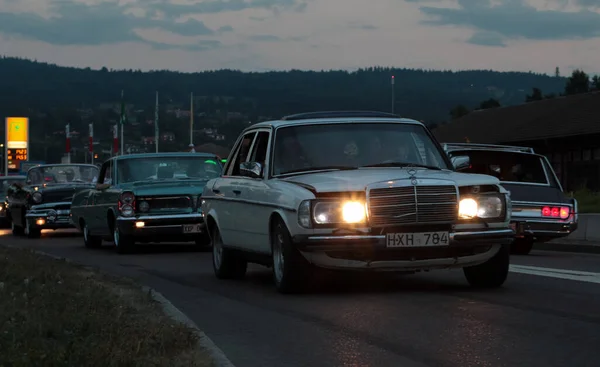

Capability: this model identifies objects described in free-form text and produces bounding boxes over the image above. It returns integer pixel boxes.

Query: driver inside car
[274,134,309,174]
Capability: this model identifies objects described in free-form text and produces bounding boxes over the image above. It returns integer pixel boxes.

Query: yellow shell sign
[6,117,28,149]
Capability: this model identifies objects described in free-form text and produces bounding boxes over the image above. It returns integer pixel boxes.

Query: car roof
[442,143,536,155]
[246,117,425,132]
[112,152,217,161]
[31,163,99,168]
[0,175,26,179]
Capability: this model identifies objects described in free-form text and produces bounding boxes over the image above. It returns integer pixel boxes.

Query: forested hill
[0,56,565,125]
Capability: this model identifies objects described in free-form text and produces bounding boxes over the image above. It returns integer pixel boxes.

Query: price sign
[5,117,29,173]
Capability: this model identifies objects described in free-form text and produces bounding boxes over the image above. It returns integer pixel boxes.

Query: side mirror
[239,162,263,179]
[451,155,470,171]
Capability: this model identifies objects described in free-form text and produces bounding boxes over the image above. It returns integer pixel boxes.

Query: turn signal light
[542,206,570,219]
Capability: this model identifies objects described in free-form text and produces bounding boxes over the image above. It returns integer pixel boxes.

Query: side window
[98,161,112,185]
[226,132,256,176]
[249,131,270,165]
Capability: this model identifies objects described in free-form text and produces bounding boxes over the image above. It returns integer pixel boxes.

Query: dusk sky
[0,0,598,74]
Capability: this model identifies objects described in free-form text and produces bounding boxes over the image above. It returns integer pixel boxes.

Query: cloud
[147,0,307,18]
[247,34,306,42]
[0,0,242,50]
[416,0,600,45]
[348,21,378,30]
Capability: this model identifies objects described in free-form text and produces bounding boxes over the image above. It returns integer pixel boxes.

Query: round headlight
[121,204,134,217]
[32,192,42,203]
[138,201,150,212]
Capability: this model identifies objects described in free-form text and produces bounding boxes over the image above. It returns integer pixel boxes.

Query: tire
[113,220,135,254]
[24,219,42,239]
[11,220,24,236]
[83,221,102,249]
[464,244,510,288]
[271,218,312,294]
[511,238,534,255]
[212,226,247,279]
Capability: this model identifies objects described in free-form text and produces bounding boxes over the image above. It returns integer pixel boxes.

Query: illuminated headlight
[459,195,504,219]
[138,201,150,212]
[120,204,134,217]
[298,200,366,228]
[32,192,42,203]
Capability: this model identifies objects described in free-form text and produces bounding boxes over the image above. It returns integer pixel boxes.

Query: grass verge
[570,189,600,213]
[0,246,214,367]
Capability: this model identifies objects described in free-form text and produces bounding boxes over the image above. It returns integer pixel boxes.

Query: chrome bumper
[511,219,578,238]
[292,228,514,252]
[25,205,73,228]
[116,213,206,238]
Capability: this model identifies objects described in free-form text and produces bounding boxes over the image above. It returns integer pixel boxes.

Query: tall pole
[391,75,395,114]
[65,123,71,163]
[155,91,159,153]
[120,90,124,155]
[89,123,94,165]
[190,92,194,147]
[113,124,118,156]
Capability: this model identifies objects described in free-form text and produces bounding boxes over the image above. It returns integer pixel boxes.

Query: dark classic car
[7,164,99,238]
[1,175,26,227]
[444,143,578,255]
[70,152,222,253]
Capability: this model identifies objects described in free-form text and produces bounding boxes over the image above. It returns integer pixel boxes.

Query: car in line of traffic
[200,111,516,293]
[443,143,578,255]
[5,153,223,253]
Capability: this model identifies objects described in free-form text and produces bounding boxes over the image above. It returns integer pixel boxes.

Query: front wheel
[24,219,41,239]
[271,218,312,294]
[11,220,24,236]
[212,226,247,279]
[463,244,510,288]
[83,221,102,248]
[113,220,135,254]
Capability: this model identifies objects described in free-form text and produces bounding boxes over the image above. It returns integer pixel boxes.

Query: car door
[88,159,114,234]
[231,129,273,253]
[212,131,257,247]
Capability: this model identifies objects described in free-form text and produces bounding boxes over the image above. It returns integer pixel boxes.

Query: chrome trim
[303,244,502,271]
[443,143,534,154]
[117,213,205,221]
[26,209,70,218]
[366,178,458,227]
[30,201,72,210]
[133,224,205,229]
[305,229,514,242]
[512,200,574,207]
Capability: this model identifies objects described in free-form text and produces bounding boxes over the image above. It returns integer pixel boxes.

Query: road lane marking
[509,265,600,284]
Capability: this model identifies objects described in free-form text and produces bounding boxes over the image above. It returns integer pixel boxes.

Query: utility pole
[391,75,395,114]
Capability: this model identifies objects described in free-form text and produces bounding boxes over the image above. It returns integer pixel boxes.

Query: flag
[119,90,128,125]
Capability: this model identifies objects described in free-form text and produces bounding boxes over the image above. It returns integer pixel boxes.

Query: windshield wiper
[279,165,359,175]
[361,162,442,170]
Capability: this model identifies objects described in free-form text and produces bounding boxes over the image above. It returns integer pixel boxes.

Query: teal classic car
[70,152,222,253]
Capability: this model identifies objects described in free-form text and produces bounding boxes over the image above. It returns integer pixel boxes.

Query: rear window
[452,150,548,184]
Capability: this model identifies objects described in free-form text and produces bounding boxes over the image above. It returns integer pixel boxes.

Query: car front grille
[139,196,192,211]
[368,185,457,226]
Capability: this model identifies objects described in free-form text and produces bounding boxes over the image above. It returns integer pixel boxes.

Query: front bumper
[291,228,514,271]
[116,213,206,241]
[25,205,74,230]
[511,219,578,240]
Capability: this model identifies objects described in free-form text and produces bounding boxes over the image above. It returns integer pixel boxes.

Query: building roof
[433,91,600,144]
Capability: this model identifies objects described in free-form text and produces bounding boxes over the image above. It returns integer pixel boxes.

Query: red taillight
[542,206,570,219]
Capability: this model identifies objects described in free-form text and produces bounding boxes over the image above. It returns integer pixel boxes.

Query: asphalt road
[2,229,600,367]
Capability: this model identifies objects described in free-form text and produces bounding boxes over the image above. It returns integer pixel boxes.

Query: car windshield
[272,122,450,175]
[452,150,548,184]
[117,156,222,184]
[27,165,99,185]
[1,178,24,194]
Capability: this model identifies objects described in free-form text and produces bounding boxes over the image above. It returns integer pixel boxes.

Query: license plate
[183,224,203,233]
[385,231,449,248]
